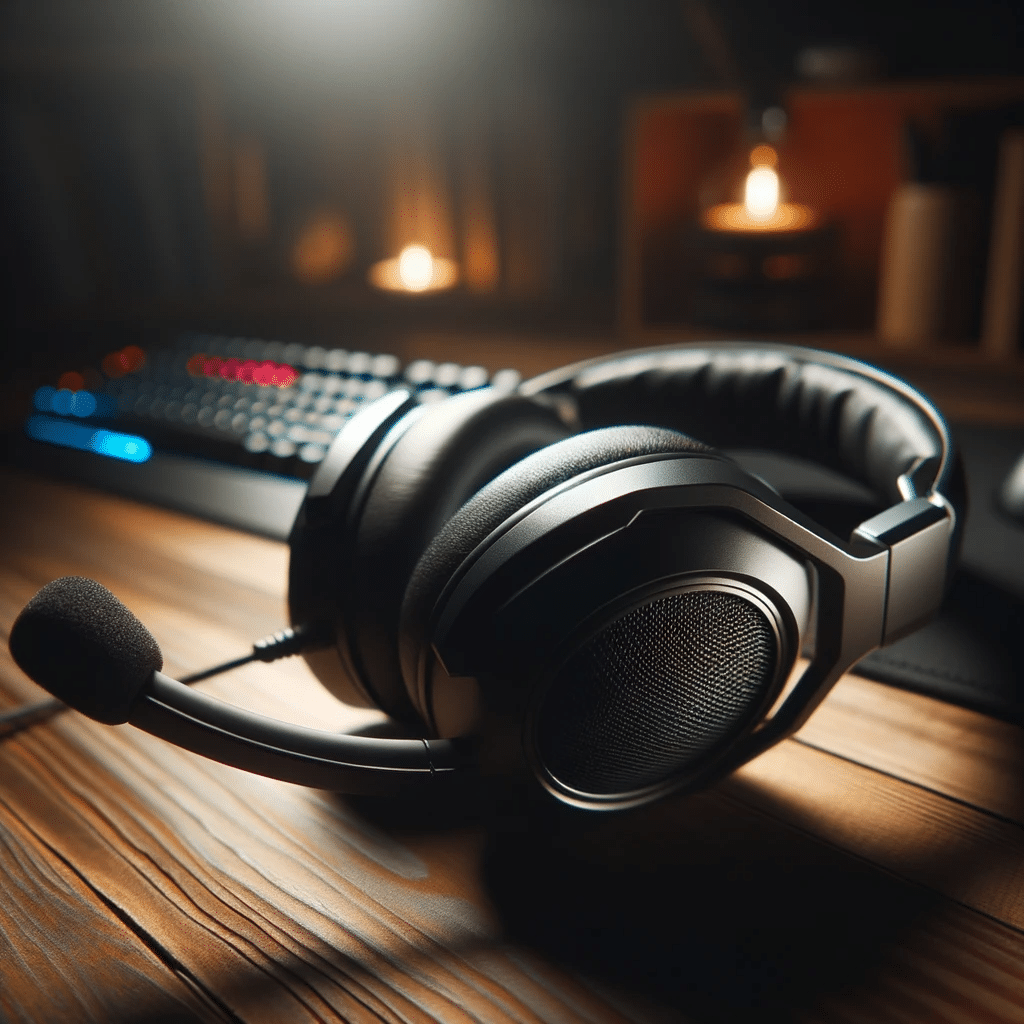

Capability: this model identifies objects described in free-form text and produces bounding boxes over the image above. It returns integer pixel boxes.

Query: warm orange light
[398,244,434,291]
[702,202,818,232]
[744,165,780,221]
[749,144,778,169]
[701,147,819,233]
[368,244,458,293]
[58,370,85,392]
[292,212,354,284]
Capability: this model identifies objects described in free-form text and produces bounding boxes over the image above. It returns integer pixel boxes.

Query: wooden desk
[2,469,1024,1023]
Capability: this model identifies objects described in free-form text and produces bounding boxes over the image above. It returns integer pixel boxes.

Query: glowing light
[122,346,145,373]
[51,389,75,416]
[745,166,780,221]
[702,202,818,233]
[749,144,778,169]
[398,245,434,290]
[102,345,146,379]
[368,245,459,293]
[58,370,85,392]
[33,386,108,418]
[91,429,151,462]
[33,386,55,412]
[26,415,152,463]
[70,391,98,417]
[219,357,241,381]
[701,146,822,231]
[186,354,298,387]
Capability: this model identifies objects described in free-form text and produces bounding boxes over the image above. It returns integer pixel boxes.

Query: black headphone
[9,342,962,813]
[286,341,962,809]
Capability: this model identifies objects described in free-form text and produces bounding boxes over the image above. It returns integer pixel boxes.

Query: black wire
[178,652,257,685]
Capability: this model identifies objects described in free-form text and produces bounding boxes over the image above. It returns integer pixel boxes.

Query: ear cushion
[344,388,569,720]
[399,425,712,717]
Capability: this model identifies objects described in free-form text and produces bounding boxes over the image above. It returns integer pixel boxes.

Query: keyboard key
[434,362,462,388]
[347,351,372,376]
[324,349,348,372]
[490,368,521,391]
[244,431,270,453]
[405,359,434,385]
[459,365,489,390]
[303,346,327,369]
[270,438,297,459]
[282,343,306,366]
[371,353,400,378]
[299,442,327,463]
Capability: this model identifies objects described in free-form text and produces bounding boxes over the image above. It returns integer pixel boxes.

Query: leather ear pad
[399,425,712,718]
[345,388,569,720]
[526,345,958,512]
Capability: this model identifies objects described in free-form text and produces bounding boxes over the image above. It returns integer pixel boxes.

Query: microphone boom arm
[130,672,465,796]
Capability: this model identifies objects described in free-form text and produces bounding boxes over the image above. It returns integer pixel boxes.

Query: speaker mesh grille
[535,591,777,796]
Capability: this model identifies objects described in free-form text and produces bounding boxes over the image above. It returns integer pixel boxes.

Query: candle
[368,244,459,293]
[687,144,834,330]
[702,145,818,233]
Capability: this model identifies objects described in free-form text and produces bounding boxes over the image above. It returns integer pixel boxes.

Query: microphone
[9,578,465,795]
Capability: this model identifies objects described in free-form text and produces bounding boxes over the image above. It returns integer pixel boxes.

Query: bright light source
[25,416,152,463]
[744,166,780,221]
[398,244,435,291]
[368,245,458,293]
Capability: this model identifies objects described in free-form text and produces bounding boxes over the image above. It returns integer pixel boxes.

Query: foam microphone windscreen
[9,577,163,724]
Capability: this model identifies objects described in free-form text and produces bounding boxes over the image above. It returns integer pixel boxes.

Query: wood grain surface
[2,468,1023,1024]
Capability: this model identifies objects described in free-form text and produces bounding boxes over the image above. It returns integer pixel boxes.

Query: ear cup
[534,587,780,798]
[399,425,712,719]
[343,388,569,720]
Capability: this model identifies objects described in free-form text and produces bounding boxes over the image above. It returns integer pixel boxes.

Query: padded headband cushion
[346,388,569,719]
[399,425,711,716]
[524,346,955,510]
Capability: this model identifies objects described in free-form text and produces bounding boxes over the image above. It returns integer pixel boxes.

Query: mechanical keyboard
[10,332,520,539]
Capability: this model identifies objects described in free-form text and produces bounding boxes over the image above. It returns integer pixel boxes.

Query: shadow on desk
[342,712,1024,1024]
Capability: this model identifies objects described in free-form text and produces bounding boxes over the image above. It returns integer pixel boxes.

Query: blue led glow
[26,415,152,463]
[31,386,113,419]
[33,386,56,412]
[71,390,97,417]
[51,388,75,415]
[90,429,151,462]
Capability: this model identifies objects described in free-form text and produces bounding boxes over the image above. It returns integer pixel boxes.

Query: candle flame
[398,244,435,291]
[744,165,780,221]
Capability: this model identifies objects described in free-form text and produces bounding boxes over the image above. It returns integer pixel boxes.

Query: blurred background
[2,0,1023,383]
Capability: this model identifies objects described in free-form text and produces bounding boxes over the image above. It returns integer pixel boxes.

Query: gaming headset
[9,342,963,812]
